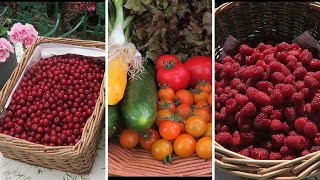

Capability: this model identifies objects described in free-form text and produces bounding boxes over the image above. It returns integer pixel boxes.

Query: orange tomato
[173,134,196,158]
[156,109,172,127]
[202,123,212,137]
[174,90,193,106]
[175,104,192,119]
[196,137,212,159]
[193,109,210,123]
[119,129,140,148]
[195,81,212,94]
[185,116,206,137]
[195,100,211,112]
[193,91,209,104]
[152,139,173,161]
[208,92,212,106]
[158,87,175,101]
[158,99,176,113]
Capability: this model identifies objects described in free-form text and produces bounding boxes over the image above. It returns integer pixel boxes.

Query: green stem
[113,0,124,31]
[124,16,134,30]
[109,0,125,44]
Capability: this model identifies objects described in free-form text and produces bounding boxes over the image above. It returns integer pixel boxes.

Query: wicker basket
[215,2,320,179]
[0,37,105,174]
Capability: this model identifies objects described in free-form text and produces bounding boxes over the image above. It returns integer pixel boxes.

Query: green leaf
[33,2,42,10]
[42,4,48,13]
[124,0,147,12]
[0,26,8,37]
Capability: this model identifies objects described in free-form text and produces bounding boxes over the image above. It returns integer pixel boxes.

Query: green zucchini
[120,61,157,132]
[108,104,120,138]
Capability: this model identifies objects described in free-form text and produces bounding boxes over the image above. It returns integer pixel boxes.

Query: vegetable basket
[215,2,320,179]
[0,37,105,174]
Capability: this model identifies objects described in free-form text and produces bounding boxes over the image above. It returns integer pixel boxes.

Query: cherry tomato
[174,90,193,106]
[195,100,211,112]
[156,109,172,127]
[175,104,192,119]
[152,139,173,161]
[202,123,212,137]
[139,128,161,151]
[196,137,212,159]
[159,120,181,140]
[208,92,212,106]
[156,62,190,92]
[155,54,181,72]
[184,56,212,87]
[193,91,209,104]
[195,81,212,94]
[119,129,139,148]
[173,134,196,158]
[158,87,175,101]
[157,99,176,113]
[185,116,206,137]
[193,109,210,123]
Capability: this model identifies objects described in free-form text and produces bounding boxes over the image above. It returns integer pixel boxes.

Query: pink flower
[9,22,38,48]
[0,48,10,62]
[0,38,14,53]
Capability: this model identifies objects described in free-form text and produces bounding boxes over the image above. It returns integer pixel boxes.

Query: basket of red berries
[215,2,320,179]
[0,37,105,174]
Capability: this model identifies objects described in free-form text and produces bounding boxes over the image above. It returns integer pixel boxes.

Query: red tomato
[139,128,160,151]
[159,120,181,140]
[155,54,181,71]
[156,62,190,92]
[184,56,212,87]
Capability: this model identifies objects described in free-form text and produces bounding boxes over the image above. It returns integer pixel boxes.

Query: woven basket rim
[215,2,320,179]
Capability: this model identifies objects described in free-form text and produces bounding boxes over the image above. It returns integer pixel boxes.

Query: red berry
[284,135,306,150]
[269,151,282,160]
[304,122,317,138]
[239,102,256,118]
[251,148,269,160]
[215,132,232,146]
[270,119,283,131]
[294,117,308,133]
[254,91,271,106]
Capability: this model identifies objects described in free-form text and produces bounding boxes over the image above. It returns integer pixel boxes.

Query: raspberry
[280,145,293,155]
[257,42,268,52]
[270,89,284,106]
[287,61,297,72]
[299,49,313,65]
[239,44,254,56]
[230,78,242,89]
[294,117,308,133]
[284,107,296,122]
[215,132,232,145]
[240,131,255,145]
[215,62,224,75]
[275,42,290,52]
[238,148,251,157]
[272,72,285,84]
[256,81,273,93]
[253,113,270,130]
[270,110,283,120]
[295,81,305,91]
[236,83,246,93]
[239,102,256,118]
[269,61,283,73]
[281,84,296,97]
[304,75,319,89]
[261,49,274,59]
[288,131,298,136]
[282,155,297,160]
[314,133,320,146]
[301,150,310,156]
[270,119,283,131]
[246,87,258,101]
[263,54,276,64]
[269,152,282,160]
[223,64,235,78]
[304,122,317,138]
[222,56,234,64]
[309,59,320,70]
[245,51,261,65]
[276,52,288,64]
[285,55,298,64]
[311,94,320,112]
[290,92,304,105]
[291,43,300,50]
[215,112,224,122]
[310,146,320,153]
[284,75,296,84]
[261,105,274,114]
[281,64,291,76]
[292,66,307,78]
[252,66,265,81]
[254,91,271,106]
[271,134,285,147]
[251,148,269,160]
[234,94,249,108]
[220,125,229,132]
[282,122,290,133]
[284,135,306,150]
[226,98,238,113]
[313,71,320,82]
[256,60,267,70]
[287,50,301,58]
[232,131,241,146]
[238,117,252,131]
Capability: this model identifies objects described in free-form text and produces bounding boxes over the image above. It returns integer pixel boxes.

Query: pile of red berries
[215,42,320,160]
[0,54,105,146]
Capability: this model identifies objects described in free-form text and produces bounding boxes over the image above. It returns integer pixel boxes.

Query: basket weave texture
[108,143,212,176]
[215,2,320,179]
[0,37,105,174]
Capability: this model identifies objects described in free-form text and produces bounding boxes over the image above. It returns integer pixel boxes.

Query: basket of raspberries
[215,2,320,179]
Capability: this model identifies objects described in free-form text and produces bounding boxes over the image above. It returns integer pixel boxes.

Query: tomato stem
[163,60,176,70]
[163,154,173,164]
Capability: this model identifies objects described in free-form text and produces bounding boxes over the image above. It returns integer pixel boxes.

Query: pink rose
[0,48,10,62]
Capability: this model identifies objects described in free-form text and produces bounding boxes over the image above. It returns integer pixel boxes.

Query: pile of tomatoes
[118,82,212,163]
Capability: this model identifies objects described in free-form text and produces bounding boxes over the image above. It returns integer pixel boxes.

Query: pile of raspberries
[215,42,320,160]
